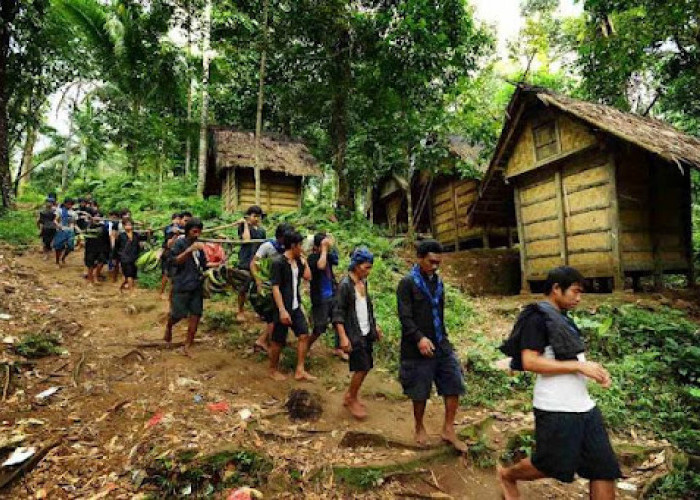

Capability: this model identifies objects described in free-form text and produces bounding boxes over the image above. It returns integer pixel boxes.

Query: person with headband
[333,247,383,419]
[397,239,467,452]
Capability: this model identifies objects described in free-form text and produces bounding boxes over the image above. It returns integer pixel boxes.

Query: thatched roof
[469,85,700,227]
[536,91,700,169]
[211,128,321,177]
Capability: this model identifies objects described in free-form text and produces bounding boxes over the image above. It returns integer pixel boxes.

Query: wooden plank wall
[615,148,687,273]
[518,150,617,280]
[431,178,479,246]
[234,169,301,213]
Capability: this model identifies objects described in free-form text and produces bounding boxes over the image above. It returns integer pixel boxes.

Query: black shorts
[311,299,334,335]
[171,288,204,320]
[85,247,107,268]
[41,228,56,250]
[399,350,465,401]
[122,262,138,279]
[532,407,621,483]
[271,308,309,345]
[349,337,373,372]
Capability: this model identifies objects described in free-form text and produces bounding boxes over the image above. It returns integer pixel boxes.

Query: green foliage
[467,435,497,469]
[646,469,700,500]
[334,467,384,490]
[0,209,39,249]
[14,333,63,358]
[572,305,700,454]
[203,310,237,333]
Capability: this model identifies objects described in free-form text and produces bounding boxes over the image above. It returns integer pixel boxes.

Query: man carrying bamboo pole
[235,205,266,322]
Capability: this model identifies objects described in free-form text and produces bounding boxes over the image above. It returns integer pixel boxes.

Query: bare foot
[253,342,268,353]
[497,465,521,500]
[414,426,429,447]
[441,429,468,453]
[345,398,367,420]
[343,394,367,410]
[179,346,194,358]
[294,371,317,382]
[269,370,287,381]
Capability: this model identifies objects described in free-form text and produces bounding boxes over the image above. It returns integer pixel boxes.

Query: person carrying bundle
[37,200,57,260]
[234,205,266,322]
[115,219,151,292]
[53,198,77,267]
[164,218,208,357]
[249,222,294,353]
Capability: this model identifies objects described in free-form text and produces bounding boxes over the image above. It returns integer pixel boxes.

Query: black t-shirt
[38,210,56,230]
[116,231,147,264]
[237,224,266,270]
[171,237,207,292]
[270,254,303,313]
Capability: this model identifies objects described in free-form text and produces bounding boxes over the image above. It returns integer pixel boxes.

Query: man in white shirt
[497,266,621,500]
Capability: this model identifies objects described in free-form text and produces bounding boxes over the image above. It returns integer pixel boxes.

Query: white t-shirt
[355,294,371,336]
[255,241,279,259]
[533,348,596,412]
[291,263,299,310]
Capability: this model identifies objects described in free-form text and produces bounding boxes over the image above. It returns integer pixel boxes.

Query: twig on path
[0,439,61,490]
[384,469,429,483]
[105,340,204,349]
[2,364,10,401]
[72,352,86,387]
[395,490,453,499]
[96,400,131,422]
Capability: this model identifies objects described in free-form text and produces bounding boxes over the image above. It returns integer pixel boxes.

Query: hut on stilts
[204,128,322,213]
[470,84,700,293]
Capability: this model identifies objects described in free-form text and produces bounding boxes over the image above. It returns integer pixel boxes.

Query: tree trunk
[253,0,269,207]
[128,100,140,177]
[196,0,211,198]
[61,102,76,193]
[15,122,37,196]
[330,23,354,212]
[0,0,18,209]
[184,2,193,177]
[405,147,415,237]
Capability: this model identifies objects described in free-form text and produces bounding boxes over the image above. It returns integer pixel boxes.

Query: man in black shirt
[268,231,312,381]
[236,205,266,321]
[397,240,466,452]
[160,213,182,298]
[164,218,207,357]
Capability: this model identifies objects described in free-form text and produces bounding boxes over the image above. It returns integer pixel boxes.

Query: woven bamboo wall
[222,168,302,213]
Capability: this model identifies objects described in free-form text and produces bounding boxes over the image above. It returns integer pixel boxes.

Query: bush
[14,333,63,358]
[0,209,38,249]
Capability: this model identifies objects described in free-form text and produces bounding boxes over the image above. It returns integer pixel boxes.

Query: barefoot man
[497,266,620,500]
[268,230,314,381]
[397,240,467,452]
[164,218,207,357]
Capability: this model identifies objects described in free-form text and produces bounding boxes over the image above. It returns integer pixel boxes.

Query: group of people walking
[37,199,622,499]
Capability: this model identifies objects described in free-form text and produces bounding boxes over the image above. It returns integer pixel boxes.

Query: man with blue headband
[333,247,383,419]
[397,239,467,452]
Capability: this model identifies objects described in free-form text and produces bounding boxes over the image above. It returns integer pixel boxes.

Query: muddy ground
[0,243,683,499]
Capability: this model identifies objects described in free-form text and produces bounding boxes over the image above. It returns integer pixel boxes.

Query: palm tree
[56,0,183,176]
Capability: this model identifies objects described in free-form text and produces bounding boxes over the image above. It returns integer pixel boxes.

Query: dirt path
[0,247,645,499]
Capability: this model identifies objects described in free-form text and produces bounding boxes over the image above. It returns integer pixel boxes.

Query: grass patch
[0,209,38,250]
[13,333,63,358]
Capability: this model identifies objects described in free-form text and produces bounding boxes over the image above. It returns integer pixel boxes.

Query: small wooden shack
[204,128,322,213]
[371,137,514,249]
[470,85,700,292]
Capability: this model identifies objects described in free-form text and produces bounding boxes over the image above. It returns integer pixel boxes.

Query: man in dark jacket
[268,231,312,381]
[497,267,620,500]
[334,247,383,420]
[236,205,266,321]
[397,240,466,452]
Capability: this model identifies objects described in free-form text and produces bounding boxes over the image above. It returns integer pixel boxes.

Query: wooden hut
[470,85,700,292]
[204,128,322,213]
[371,137,514,249]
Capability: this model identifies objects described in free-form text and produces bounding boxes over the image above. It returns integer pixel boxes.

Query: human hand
[190,242,205,252]
[418,337,435,357]
[579,361,612,387]
[339,335,351,353]
[280,309,292,326]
